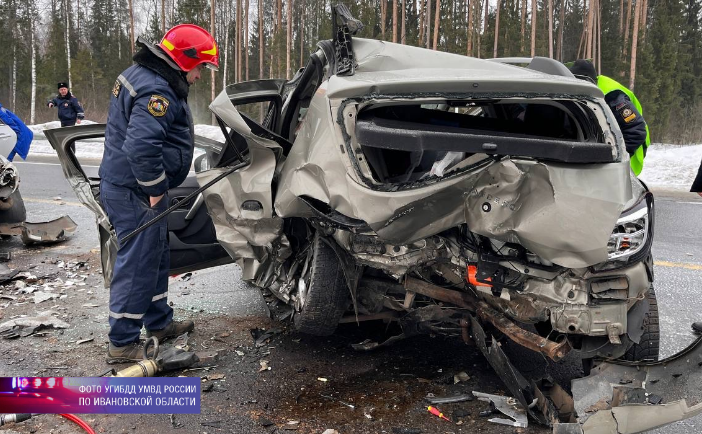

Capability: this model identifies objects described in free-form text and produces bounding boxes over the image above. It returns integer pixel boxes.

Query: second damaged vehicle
[50,7,702,433]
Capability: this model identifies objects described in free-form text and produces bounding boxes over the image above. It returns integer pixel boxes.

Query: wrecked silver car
[47,7,702,433]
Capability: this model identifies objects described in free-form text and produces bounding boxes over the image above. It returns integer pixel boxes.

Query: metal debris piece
[251,327,281,347]
[351,334,407,351]
[0,311,69,332]
[258,360,271,372]
[0,216,78,245]
[283,420,300,430]
[33,291,59,304]
[76,338,94,344]
[321,394,355,409]
[454,371,471,384]
[473,392,529,428]
[426,394,475,405]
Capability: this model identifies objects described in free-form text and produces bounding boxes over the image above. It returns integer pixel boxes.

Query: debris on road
[0,310,69,339]
[426,393,475,405]
[473,391,528,428]
[453,371,470,384]
[282,420,300,430]
[76,337,94,344]
[258,360,271,372]
[317,377,328,382]
[426,406,452,422]
[320,394,355,409]
[33,291,59,303]
[251,327,281,347]
[0,215,78,245]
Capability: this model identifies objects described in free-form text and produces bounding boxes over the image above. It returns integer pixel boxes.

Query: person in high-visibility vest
[569,59,650,176]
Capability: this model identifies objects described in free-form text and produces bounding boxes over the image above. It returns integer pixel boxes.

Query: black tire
[0,190,26,224]
[293,234,350,336]
[622,285,660,362]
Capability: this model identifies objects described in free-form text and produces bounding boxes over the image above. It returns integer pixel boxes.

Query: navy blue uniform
[48,93,84,127]
[99,46,193,347]
[604,91,648,157]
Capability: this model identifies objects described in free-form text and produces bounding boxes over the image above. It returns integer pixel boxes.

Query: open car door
[45,125,233,285]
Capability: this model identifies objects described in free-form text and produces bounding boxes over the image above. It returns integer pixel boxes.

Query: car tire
[0,190,26,224]
[622,285,660,362]
[293,233,350,336]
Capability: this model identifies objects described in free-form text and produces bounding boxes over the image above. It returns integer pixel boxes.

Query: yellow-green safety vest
[597,75,650,176]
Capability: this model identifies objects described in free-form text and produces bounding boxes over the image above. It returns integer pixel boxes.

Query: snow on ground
[24,121,702,190]
[639,144,702,191]
[27,121,226,161]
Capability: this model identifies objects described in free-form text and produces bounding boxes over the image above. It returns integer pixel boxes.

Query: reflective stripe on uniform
[152,292,168,302]
[137,171,166,187]
[109,311,144,320]
[117,74,138,97]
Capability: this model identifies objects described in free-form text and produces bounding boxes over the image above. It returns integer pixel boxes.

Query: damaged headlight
[606,203,649,261]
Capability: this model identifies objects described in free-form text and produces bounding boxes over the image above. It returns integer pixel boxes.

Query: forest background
[0,0,700,143]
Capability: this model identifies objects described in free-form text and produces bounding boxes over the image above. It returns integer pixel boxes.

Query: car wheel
[0,190,26,224]
[293,233,350,336]
[621,285,660,362]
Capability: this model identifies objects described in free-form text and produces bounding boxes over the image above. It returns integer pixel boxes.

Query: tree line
[0,0,700,142]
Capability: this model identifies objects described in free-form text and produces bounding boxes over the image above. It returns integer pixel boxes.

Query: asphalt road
[9,155,702,433]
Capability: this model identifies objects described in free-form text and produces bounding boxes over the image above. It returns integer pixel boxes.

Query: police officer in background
[569,59,650,176]
[48,82,85,126]
[99,24,218,362]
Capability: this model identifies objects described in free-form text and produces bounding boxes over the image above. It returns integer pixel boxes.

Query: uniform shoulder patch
[147,95,170,117]
[617,103,637,123]
[112,80,122,98]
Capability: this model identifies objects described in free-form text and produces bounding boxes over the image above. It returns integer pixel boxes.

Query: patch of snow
[25,122,224,160]
[639,144,702,191]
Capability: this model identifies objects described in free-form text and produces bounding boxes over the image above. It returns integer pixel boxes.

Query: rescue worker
[99,24,218,362]
[0,102,33,161]
[569,59,650,176]
[48,83,85,127]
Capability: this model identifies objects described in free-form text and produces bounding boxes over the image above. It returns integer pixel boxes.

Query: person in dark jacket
[692,162,702,198]
[48,83,85,127]
[99,24,219,362]
[0,102,33,161]
[569,60,650,176]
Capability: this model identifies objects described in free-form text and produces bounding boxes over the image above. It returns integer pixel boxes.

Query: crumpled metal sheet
[200,90,291,282]
[464,160,630,268]
[572,336,702,433]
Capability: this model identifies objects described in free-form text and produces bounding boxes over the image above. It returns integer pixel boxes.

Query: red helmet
[158,24,219,72]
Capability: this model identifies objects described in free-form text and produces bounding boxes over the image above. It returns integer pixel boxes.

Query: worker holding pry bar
[99,24,219,362]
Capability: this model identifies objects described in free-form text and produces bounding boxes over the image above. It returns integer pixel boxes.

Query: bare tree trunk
[597,0,601,73]
[300,0,305,67]
[586,0,594,59]
[426,0,432,48]
[223,0,230,87]
[128,0,135,53]
[259,0,264,79]
[467,0,473,55]
[577,0,587,57]
[65,0,72,89]
[433,0,440,49]
[211,0,216,124]
[76,0,80,42]
[401,0,406,43]
[237,0,242,82]
[286,0,292,79]
[619,0,624,36]
[480,0,488,58]
[419,0,425,44]
[493,0,500,57]
[161,0,165,33]
[530,0,536,56]
[381,0,387,39]
[245,0,249,80]
[521,0,527,53]
[30,17,36,124]
[548,0,553,57]
[557,0,565,60]
[276,0,282,77]
[640,0,647,43]
[393,0,398,42]
[629,0,640,88]
[623,0,632,56]
[12,36,16,111]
